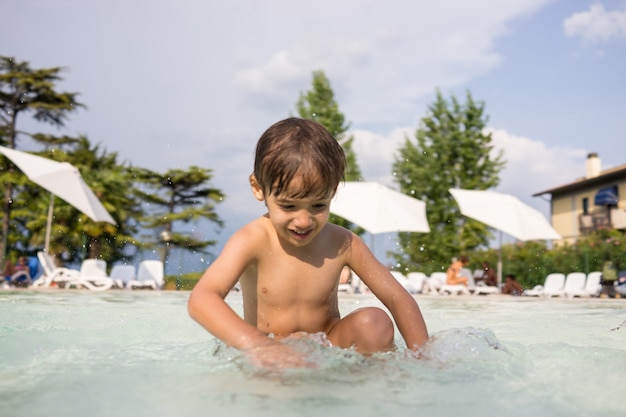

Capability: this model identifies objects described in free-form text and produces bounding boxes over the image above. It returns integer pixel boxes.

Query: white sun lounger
[32,252,113,291]
[565,271,602,298]
[473,284,500,295]
[440,268,472,295]
[127,260,164,290]
[67,258,115,290]
[406,272,427,294]
[109,264,137,289]
[424,272,447,295]
[559,272,587,298]
[440,283,471,295]
[523,273,565,297]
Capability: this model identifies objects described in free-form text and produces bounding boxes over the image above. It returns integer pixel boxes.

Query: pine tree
[295,70,363,232]
[134,167,224,272]
[392,90,505,273]
[0,56,83,260]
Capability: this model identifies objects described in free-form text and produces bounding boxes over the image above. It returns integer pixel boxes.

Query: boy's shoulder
[236,215,272,239]
[322,222,355,238]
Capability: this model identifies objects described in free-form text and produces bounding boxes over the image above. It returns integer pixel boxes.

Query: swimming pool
[1,290,624,417]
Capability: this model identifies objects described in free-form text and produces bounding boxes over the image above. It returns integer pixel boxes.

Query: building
[533,153,626,244]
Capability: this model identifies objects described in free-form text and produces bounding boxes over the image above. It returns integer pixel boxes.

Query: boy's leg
[327,307,395,354]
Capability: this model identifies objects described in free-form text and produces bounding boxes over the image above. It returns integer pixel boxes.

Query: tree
[391,90,505,273]
[0,56,83,261]
[134,167,225,272]
[295,70,363,232]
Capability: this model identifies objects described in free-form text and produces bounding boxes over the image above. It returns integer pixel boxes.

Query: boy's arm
[348,235,429,350]
[187,228,271,350]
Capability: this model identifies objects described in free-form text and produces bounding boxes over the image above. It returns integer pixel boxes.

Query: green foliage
[4,136,142,265]
[466,228,626,289]
[0,56,84,147]
[164,271,202,290]
[0,56,84,260]
[295,70,364,233]
[134,166,225,269]
[392,90,506,273]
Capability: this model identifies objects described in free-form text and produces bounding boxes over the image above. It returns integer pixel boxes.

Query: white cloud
[564,3,626,43]
[351,127,412,186]
[227,0,556,125]
[352,126,590,216]
[488,128,587,212]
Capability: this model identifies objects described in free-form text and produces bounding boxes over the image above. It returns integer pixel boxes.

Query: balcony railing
[579,208,626,233]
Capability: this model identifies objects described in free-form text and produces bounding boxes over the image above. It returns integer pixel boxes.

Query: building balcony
[579,208,626,234]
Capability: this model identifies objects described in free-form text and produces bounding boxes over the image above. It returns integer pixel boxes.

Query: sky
[2,0,626,267]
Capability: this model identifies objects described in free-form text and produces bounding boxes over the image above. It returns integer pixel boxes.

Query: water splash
[419,327,510,364]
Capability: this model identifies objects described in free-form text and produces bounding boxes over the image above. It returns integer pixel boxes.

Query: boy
[188,118,429,369]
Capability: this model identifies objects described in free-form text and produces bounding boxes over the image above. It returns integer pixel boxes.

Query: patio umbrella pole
[44,193,54,253]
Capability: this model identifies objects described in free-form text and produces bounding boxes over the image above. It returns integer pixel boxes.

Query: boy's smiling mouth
[289,228,313,240]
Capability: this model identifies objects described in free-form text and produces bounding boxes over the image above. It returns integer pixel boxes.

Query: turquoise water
[0,290,624,417]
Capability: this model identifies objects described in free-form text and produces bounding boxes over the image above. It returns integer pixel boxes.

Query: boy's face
[251,175,334,248]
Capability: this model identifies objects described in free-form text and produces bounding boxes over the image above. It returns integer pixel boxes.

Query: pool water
[0,290,624,417]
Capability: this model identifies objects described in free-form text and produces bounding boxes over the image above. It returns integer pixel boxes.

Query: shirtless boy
[188,118,429,368]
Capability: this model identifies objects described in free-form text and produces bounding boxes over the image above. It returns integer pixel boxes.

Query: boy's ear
[249,174,265,202]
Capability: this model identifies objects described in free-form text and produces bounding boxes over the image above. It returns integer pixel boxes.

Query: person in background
[501,274,523,296]
[616,271,626,298]
[600,260,618,299]
[478,261,498,287]
[446,255,469,286]
[2,255,31,287]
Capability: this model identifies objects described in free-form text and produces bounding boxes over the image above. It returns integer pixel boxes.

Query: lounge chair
[109,264,136,289]
[424,272,447,295]
[566,271,602,298]
[523,273,565,297]
[32,251,82,288]
[32,252,113,291]
[559,272,587,298]
[440,268,471,295]
[473,284,500,295]
[127,260,164,290]
[440,283,471,295]
[465,267,499,295]
[67,258,115,290]
[406,272,427,294]
[3,269,32,288]
[473,269,484,282]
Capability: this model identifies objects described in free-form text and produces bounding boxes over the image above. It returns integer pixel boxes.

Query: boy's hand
[244,340,316,370]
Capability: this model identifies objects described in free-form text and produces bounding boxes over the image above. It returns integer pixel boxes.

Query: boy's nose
[293,210,313,228]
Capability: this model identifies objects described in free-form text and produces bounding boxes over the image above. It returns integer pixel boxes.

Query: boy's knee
[354,307,395,352]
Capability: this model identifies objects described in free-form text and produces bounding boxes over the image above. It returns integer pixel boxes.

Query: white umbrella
[448,188,561,284]
[0,146,116,252]
[331,182,430,235]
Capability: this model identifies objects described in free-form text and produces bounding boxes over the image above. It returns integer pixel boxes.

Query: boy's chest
[253,250,343,306]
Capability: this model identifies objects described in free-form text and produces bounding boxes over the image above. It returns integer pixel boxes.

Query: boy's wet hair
[253,118,346,198]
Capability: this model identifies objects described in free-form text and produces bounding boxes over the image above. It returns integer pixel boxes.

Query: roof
[533,163,626,197]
